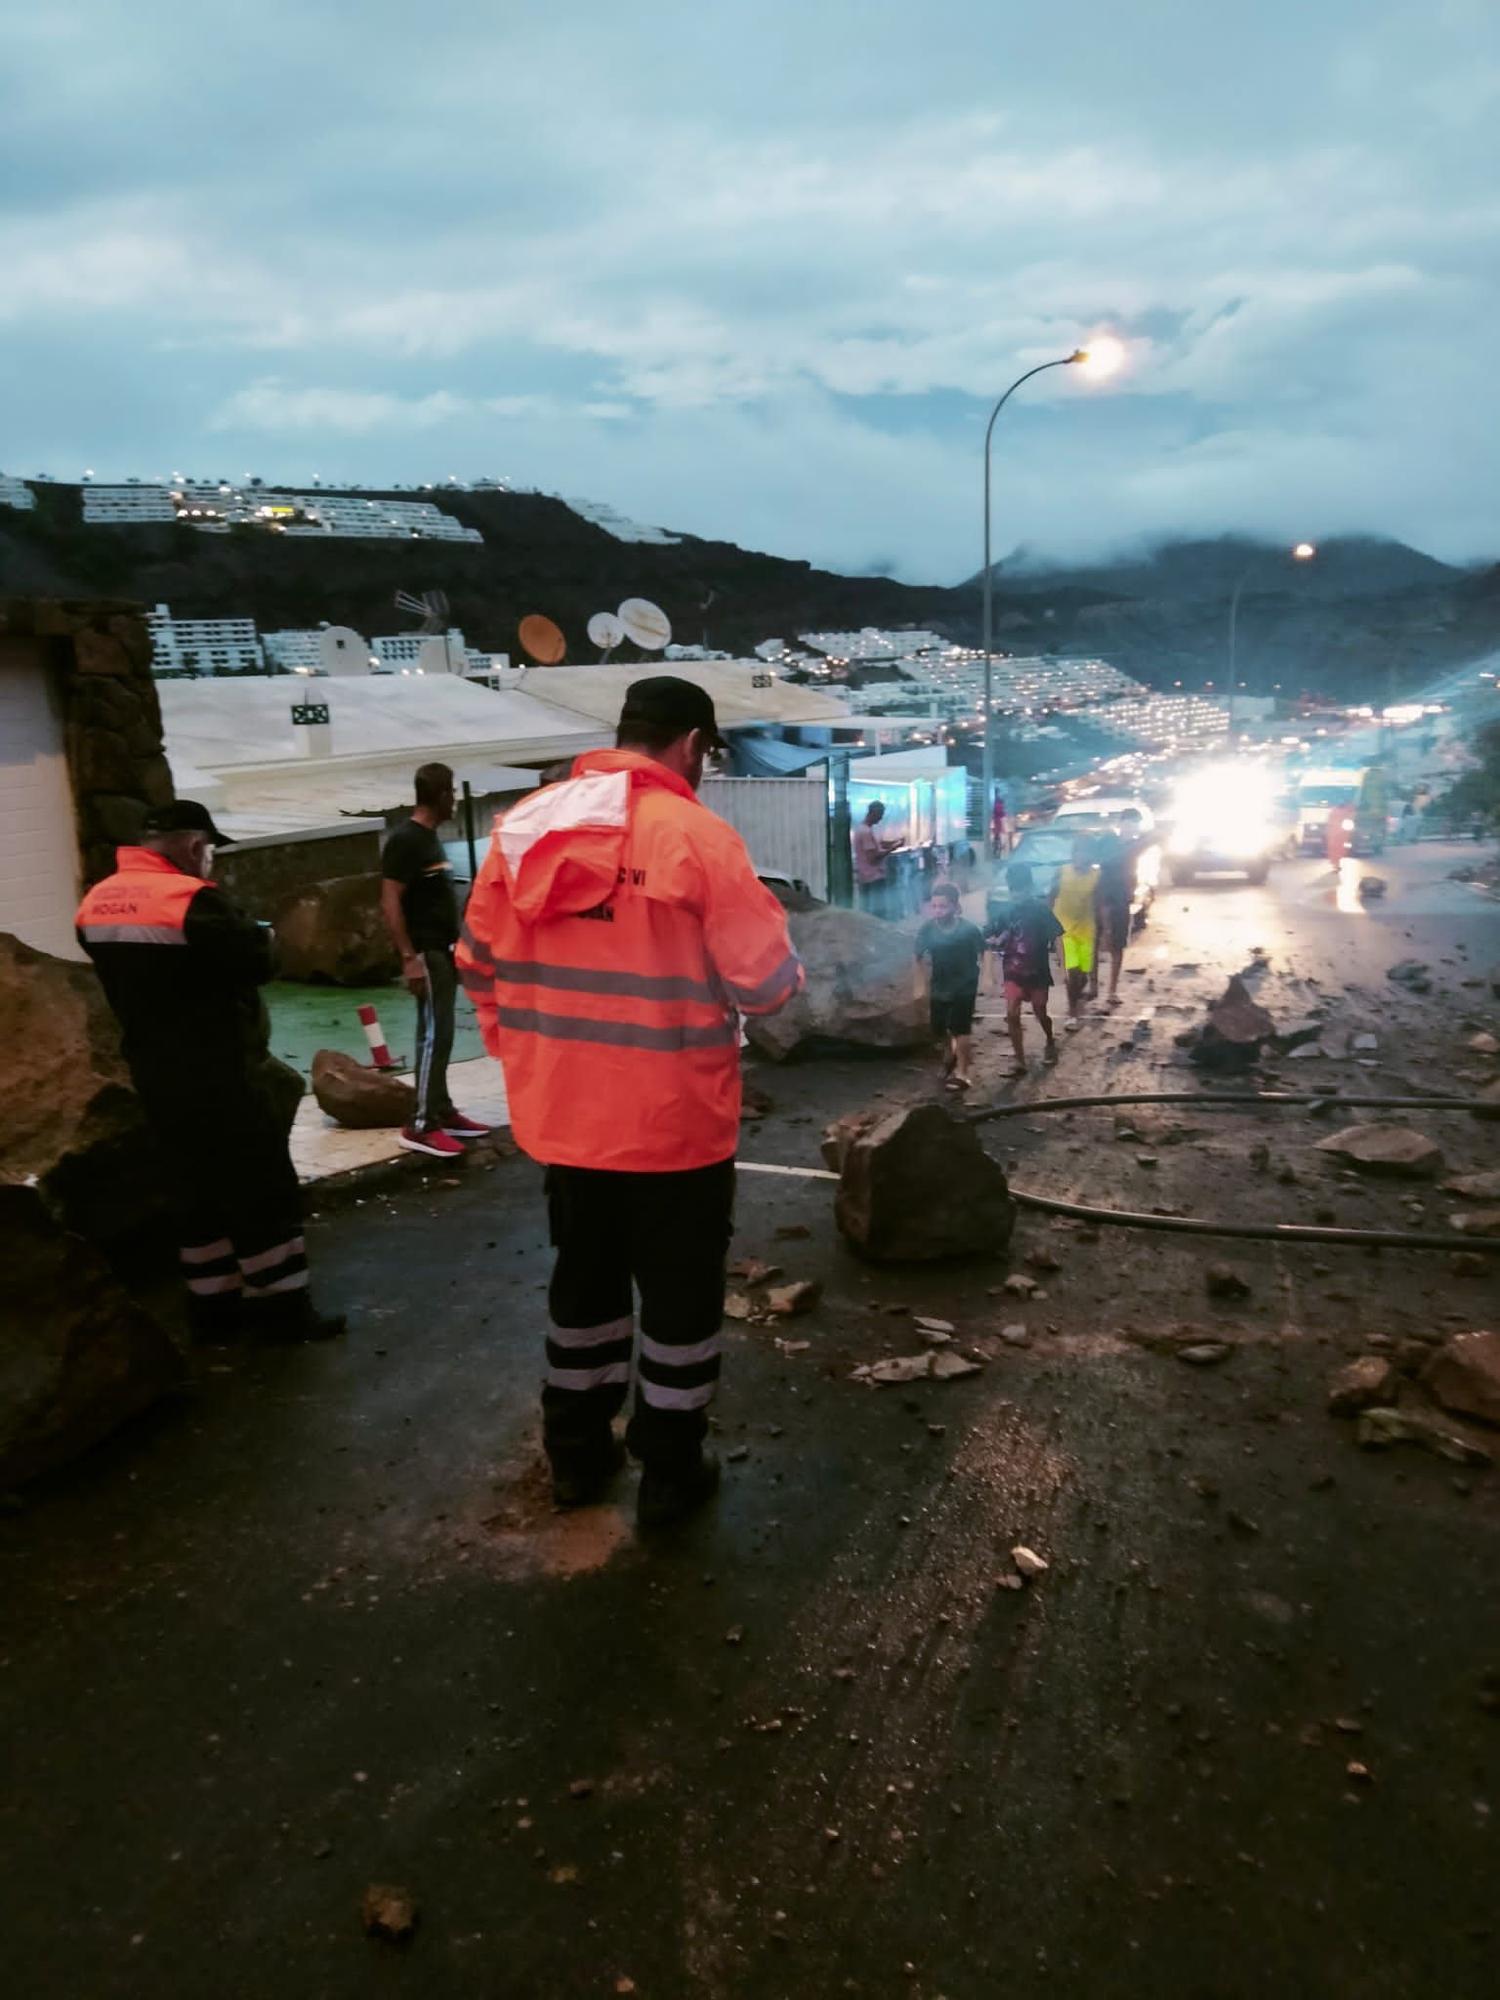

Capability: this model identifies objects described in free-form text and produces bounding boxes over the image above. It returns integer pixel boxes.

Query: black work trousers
[542,1159,736,1475]
[138,1065,308,1337]
[412,947,458,1134]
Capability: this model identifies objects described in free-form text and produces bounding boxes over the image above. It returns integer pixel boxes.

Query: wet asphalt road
[3,844,1499,1999]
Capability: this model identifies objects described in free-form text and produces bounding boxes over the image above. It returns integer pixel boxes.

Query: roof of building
[157,673,604,772]
[512,659,853,730]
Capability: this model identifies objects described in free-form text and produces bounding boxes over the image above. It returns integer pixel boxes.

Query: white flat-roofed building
[302,494,483,542]
[83,484,178,523]
[147,603,264,677]
[0,474,36,510]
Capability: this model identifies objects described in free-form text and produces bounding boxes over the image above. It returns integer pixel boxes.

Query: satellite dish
[319,625,371,677]
[618,597,672,651]
[587,611,624,653]
[519,613,567,664]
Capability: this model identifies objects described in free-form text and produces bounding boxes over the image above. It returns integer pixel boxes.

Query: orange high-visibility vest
[457,749,803,1172]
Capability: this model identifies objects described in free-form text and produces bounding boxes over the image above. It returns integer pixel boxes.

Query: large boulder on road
[828,1102,1015,1262]
[0,1183,184,1486]
[311,1048,416,1130]
[744,904,927,1061]
[272,874,400,985]
[1314,1123,1443,1178]
[1424,1330,1500,1427]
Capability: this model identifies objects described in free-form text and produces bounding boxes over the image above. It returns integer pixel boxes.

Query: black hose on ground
[1008,1187,1500,1253]
[972,1089,1485,1121]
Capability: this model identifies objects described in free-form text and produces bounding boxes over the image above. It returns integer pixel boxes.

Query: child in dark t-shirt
[986,862,1062,1077]
[914,882,984,1090]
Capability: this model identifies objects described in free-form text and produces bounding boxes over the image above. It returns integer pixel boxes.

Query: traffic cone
[357,1002,397,1070]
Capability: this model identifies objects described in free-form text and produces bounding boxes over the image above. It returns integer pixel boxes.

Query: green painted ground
[265,979,486,1079]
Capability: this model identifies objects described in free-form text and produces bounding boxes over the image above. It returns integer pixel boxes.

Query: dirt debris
[361,1884,418,1942]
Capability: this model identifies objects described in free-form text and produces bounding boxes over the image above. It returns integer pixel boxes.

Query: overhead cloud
[2,0,1497,577]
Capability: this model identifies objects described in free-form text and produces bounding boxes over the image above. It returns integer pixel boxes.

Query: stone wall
[217,825,383,922]
[0,596,172,887]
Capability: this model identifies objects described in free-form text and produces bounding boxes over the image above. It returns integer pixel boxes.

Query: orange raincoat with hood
[456,749,804,1172]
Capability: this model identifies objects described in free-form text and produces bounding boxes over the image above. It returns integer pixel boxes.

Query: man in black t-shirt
[914,881,984,1091]
[380,763,491,1158]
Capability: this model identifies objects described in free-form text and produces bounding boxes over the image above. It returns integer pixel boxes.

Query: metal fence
[701,776,829,898]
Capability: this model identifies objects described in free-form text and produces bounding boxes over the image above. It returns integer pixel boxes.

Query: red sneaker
[398,1126,465,1159]
[441,1110,493,1137]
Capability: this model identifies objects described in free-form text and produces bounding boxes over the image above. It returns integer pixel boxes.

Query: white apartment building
[78,477,483,543]
[147,604,264,677]
[261,629,327,674]
[0,473,36,510]
[83,484,178,524]
[371,629,470,668]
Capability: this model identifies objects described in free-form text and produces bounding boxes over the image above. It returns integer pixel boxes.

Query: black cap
[619,675,727,751]
[141,799,232,845]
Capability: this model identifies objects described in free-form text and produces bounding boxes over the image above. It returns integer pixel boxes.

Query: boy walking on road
[987,862,1062,1076]
[1052,836,1100,1027]
[915,882,984,1091]
[380,762,491,1160]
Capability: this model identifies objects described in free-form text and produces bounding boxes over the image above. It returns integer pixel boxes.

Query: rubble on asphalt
[1313,1124,1443,1178]
[311,1048,416,1130]
[1386,959,1433,994]
[851,1350,984,1386]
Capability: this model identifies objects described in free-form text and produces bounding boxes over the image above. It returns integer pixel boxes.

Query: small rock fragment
[1011,1545,1049,1578]
[1177,1342,1232,1367]
[1205,1263,1252,1300]
[1003,1274,1038,1298]
[1424,1330,1500,1427]
[766,1280,823,1317]
[361,1885,418,1942]
[729,1258,783,1286]
[1450,1210,1500,1238]
[1314,1125,1443,1179]
[1356,1406,1493,1466]
[1327,1357,1397,1415]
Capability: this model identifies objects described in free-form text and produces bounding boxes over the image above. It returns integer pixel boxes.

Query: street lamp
[1226,541,1316,740]
[980,339,1122,849]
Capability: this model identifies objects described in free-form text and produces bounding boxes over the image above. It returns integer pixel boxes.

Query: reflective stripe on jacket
[456,749,803,1172]
[76,847,273,1079]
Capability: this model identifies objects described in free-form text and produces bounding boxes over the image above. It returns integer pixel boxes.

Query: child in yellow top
[1052,837,1100,1025]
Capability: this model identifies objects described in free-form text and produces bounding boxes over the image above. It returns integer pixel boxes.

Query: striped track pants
[542,1159,735,1475]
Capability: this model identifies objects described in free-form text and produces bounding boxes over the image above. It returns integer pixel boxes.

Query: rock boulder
[1189,976,1277,1073]
[0,1184,184,1486]
[745,905,927,1061]
[1425,1330,1500,1426]
[0,930,158,1247]
[828,1102,1015,1263]
[1327,1356,1397,1416]
[311,1048,416,1130]
[273,874,400,985]
[1314,1123,1443,1178]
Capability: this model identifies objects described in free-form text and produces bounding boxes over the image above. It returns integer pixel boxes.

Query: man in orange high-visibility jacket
[457,677,804,1528]
[76,800,345,1346]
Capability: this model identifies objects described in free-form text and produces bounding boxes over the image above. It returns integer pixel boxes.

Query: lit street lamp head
[1293,541,1316,561]
[1075,335,1126,381]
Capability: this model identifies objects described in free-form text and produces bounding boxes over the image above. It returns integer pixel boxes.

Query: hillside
[2,486,1496,701]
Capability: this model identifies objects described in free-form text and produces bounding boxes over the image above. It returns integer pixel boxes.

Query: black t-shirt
[915,916,984,998]
[381,819,459,951]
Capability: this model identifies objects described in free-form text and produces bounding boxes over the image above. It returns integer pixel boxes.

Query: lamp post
[980,339,1122,851]
[1226,541,1315,741]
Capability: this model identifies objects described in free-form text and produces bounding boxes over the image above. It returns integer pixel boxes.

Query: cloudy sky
[4,1,1498,578]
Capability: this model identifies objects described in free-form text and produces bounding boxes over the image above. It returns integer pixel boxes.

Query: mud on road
[2,845,1498,1998]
